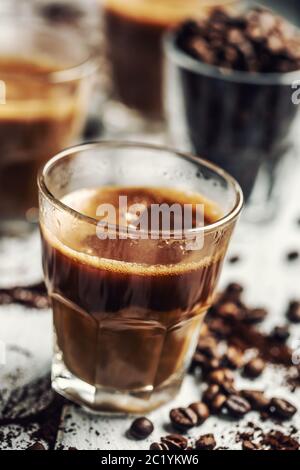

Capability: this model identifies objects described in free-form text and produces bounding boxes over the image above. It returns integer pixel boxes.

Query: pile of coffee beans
[127,282,300,451]
[177,8,300,73]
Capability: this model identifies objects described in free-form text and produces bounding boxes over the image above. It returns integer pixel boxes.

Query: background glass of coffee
[0,17,97,234]
[100,0,237,129]
[39,141,243,413]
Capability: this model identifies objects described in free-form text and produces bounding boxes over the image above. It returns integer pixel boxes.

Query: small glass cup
[99,0,238,132]
[0,16,98,234]
[38,141,243,413]
[164,29,300,223]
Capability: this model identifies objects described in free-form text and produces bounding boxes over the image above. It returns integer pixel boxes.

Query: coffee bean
[270,326,290,343]
[220,381,237,396]
[195,434,216,450]
[129,417,154,440]
[210,394,227,414]
[0,292,12,305]
[208,318,231,338]
[240,390,270,411]
[150,442,169,450]
[286,250,299,262]
[161,434,188,450]
[170,407,198,432]
[243,308,268,324]
[269,398,297,420]
[216,302,240,320]
[223,346,244,369]
[225,395,251,418]
[202,357,221,373]
[242,440,261,450]
[190,351,207,370]
[228,255,241,264]
[225,282,244,298]
[202,384,220,404]
[197,336,218,359]
[189,402,210,424]
[26,442,46,450]
[243,358,265,378]
[207,368,234,386]
[286,301,300,323]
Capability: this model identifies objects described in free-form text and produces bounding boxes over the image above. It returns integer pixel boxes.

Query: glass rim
[0,16,100,83]
[38,140,244,236]
[164,30,300,86]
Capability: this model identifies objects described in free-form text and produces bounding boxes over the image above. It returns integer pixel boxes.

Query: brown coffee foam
[41,186,228,277]
[103,0,230,26]
[0,57,79,119]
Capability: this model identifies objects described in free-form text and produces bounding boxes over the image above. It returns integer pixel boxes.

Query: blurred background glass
[0,5,98,235]
[99,0,238,133]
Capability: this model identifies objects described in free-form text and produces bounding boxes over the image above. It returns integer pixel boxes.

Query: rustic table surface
[1,143,300,450]
[1,0,300,451]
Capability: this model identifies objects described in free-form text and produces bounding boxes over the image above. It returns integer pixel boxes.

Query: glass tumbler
[38,141,243,413]
[0,17,98,234]
[100,0,238,130]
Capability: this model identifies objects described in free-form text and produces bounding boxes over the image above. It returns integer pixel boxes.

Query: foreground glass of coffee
[0,17,97,234]
[39,142,243,413]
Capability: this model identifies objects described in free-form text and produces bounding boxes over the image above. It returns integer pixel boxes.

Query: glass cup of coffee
[38,141,243,413]
[100,0,237,129]
[0,17,98,234]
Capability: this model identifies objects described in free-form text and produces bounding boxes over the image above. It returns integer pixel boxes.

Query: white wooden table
[0,143,300,450]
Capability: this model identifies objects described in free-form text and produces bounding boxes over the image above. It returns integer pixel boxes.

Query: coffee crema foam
[0,57,80,120]
[41,186,228,276]
[103,0,235,25]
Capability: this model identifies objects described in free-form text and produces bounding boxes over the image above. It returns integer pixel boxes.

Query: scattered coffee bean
[243,358,265,379]
[202,384,220,404]
[150,442,169,450]
[26,441,46,450]
[286,301,300,323]
[225,395,251,418]
[170,407,198,432]
[189,402,210,424]
[217,302,240,320]
[240,390,270,411]
[270,326,290,343]
[197,336,218,359]
[210,394,227,414]
[223,346,244,370]
[228,255,241,264]
[269,398,297,420]
[243,308,268,325]
[161,434,188,450]
[286,251,299,262]
[242,440,261,450]
[224,283,244,302]
[195,434,216,450]
[129,417,154,440]
[207,368,234,386]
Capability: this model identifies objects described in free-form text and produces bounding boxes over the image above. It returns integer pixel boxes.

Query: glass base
[52,352,184,414]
